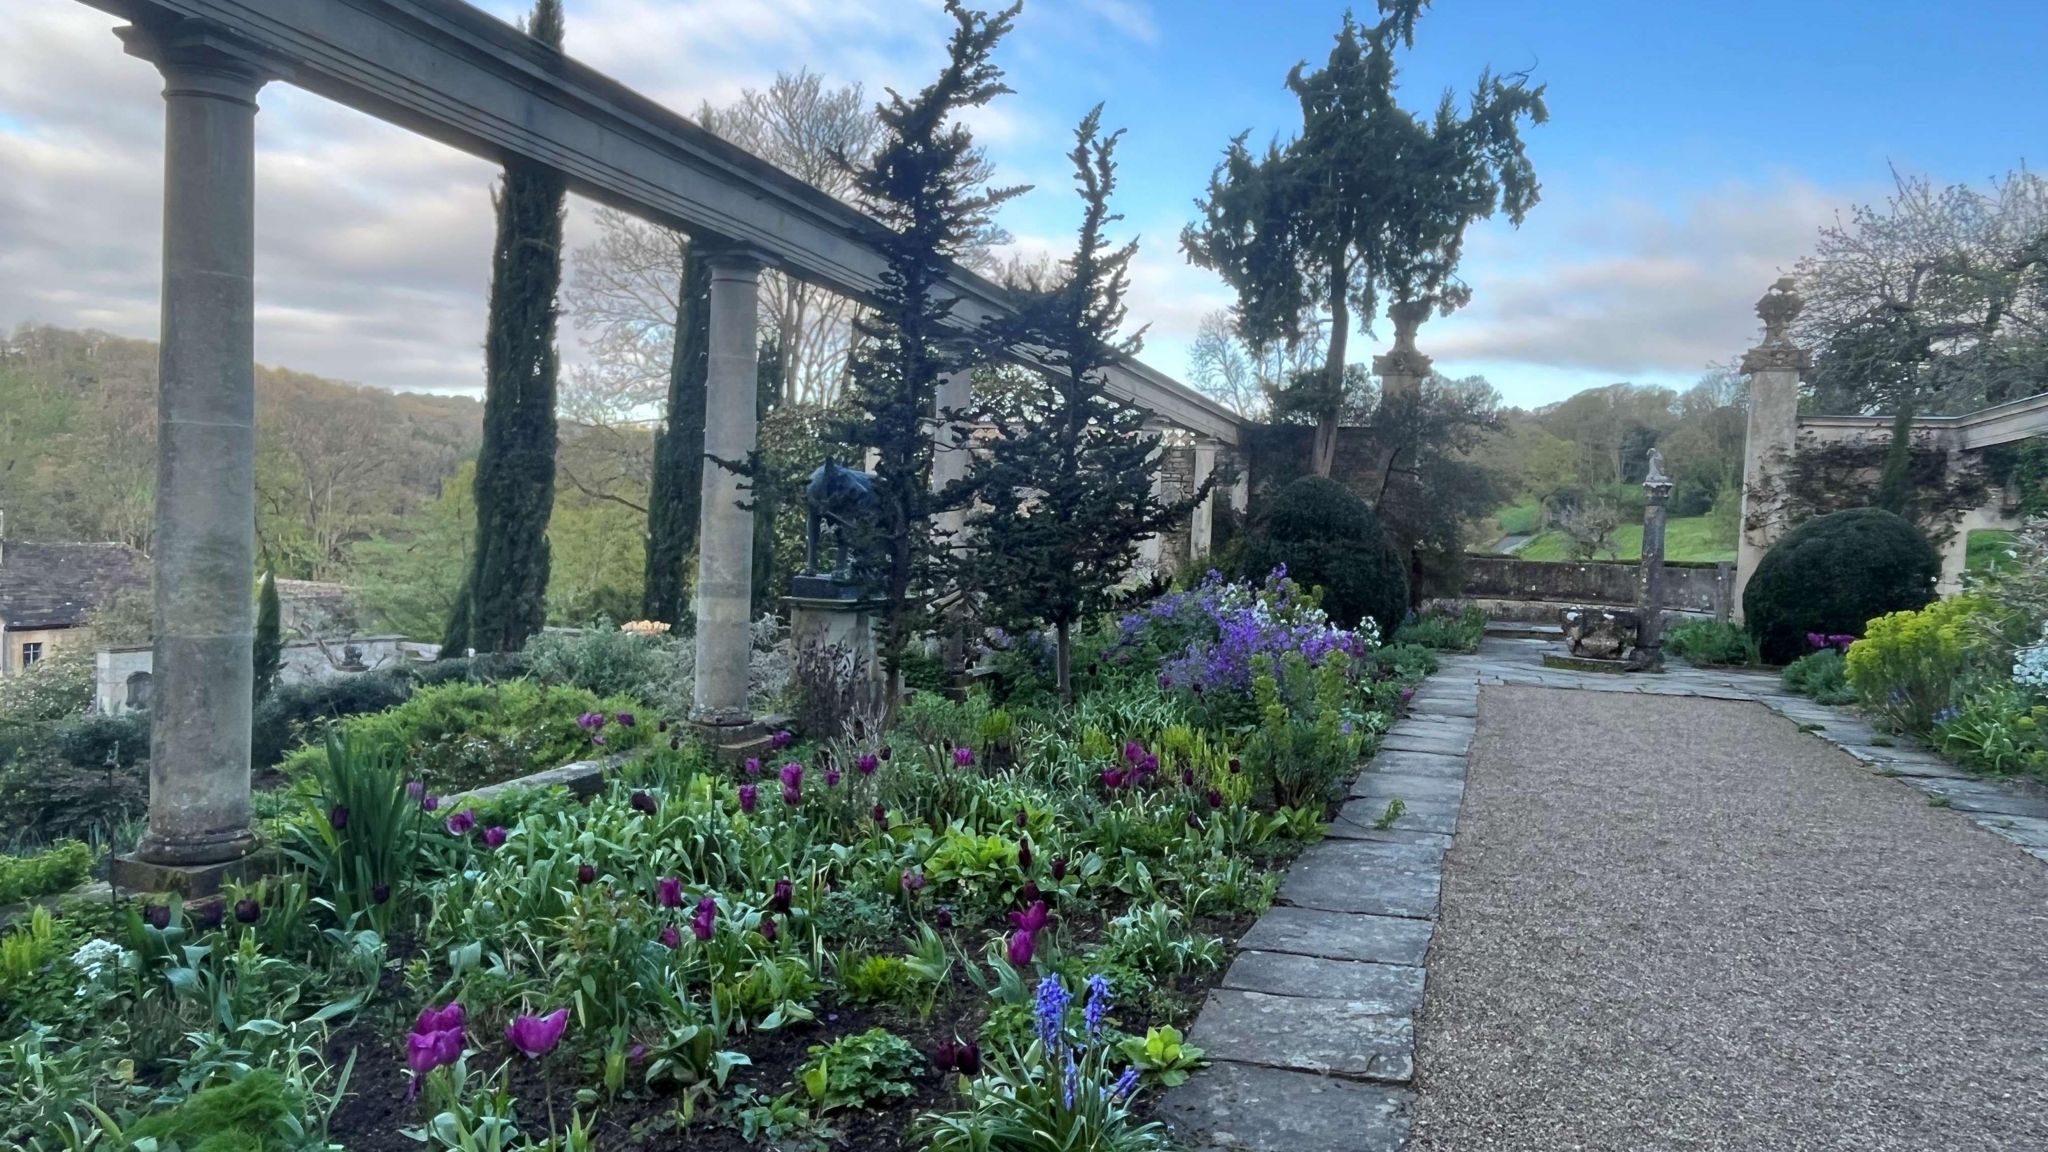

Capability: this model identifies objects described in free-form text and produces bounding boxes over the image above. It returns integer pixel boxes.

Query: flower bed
[0,574,1423,1151]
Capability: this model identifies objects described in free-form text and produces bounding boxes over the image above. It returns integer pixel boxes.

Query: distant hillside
[0,324,482,578]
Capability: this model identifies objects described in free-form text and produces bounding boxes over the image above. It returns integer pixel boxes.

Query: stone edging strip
[1160,654,1483,1152]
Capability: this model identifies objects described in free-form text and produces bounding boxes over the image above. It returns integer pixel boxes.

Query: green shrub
[524,624,689,705]
[799,1027,923,1113]
[124,1068,308,1152]
[0,646,93,728]
[1373,643,1438,682]
[251,671,413,768]
[0,743,146,845]
[1393,605,1485,652]
[1743,508,1939,664]
[1845,596,1984,733]
[410,652,531,687]
[1239,476,1408,640]
[1664,619,1759,666]
[0,841,95,906]
[277,679,651,792]
[1932,680,2047,779]
[1780,649,1855,705]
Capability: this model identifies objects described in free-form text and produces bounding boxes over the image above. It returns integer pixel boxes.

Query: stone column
[930,368,974,541]
[1732,278,1811,622]
[120,26,273,871]
[1634,451,1674,672]
[1189,441,1217,562]
[691,250,764,726]
[1372,300,1434,403]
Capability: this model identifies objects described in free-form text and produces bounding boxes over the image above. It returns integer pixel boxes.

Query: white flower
[69,938,125,981]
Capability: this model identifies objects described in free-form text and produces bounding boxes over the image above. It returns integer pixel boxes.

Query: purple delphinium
[1034,974,1072,1050]
[505,1008,569,1058]
[1110,1066,1141,1100]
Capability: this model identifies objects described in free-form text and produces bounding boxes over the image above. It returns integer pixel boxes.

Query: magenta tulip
[953,746,975,767]
[505,1008,568,1058]
[1006,929,1036,966]
[658,924,681,949]
[1009,900,1051,935]
[657,877,684,908]
[446,810,477,836]
[481,826,507,849]
[690,896,717,941]
[738,784,758,813]
[856,752,879,775]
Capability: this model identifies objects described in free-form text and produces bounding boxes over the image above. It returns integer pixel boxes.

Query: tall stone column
[1732,278,1811,622]
[119,25,273,872]
[1633,451,1674,672]
[692,250,764,726]
[1189,441,1217,562]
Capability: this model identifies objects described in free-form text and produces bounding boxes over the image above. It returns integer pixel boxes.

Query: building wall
[93,635,440,713]
[0,624,87,677]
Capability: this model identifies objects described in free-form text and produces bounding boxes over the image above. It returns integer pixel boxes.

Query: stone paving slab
[1191,989,1414,1082]
[1237,905,1436,967]
[1909,777,2048,819]
[1282,862,1441,920]
[1976,814,2048,848]
[1406,697,1477,718]
[1331,796,1459,836]
[1351,770,1467,804]
[1365,750,1468,779]
[1380,730,1471,757]
[1161,1061,1414,1152]
[1389,714,1475,733]
[1222,950,1427,1014]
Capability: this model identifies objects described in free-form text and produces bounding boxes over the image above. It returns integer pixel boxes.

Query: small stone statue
[1643,447,1669,488]
[803,458,878,580]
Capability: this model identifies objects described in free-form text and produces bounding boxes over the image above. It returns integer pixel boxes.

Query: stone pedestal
[116,24,276,873]
[691,249,765,726]
[786,593,887,734]
[1633,456,1674,672]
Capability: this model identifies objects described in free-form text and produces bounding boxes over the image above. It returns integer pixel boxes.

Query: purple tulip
[781,781,801,806]
[1015,808,1029,828]
[825,769,842,787]
[738,783,758,813]
[446,810,477,836]
[328,805,350,831]
[481,826,507,849]
[1181,768,1196,788]
[1017,837,1034,873]
[233,898,262,924]
[407,1025,463,1081]
[1019,880,1042,906]
[577,711,605,732]
[407,780,426,800]
[630,790,658,815]
[878,746,892,762]
[873,804,889,829]
[1050,857,1067,882]
[1009,900,1051,935]
[934,906,954,929]
[761,915,778,943]
[577,863,597,885]
[629,1043,649,1064]
[1228,757,1242,775]
[1124,740,1143,764]
[1007,930,1036,966]
[505,1008,569,1059]
[932,1037,982,1075]
[744,757,762,776]
[779,762,804,787]
[690,896,717,941]
[421,794,440,812]
[657,719,669,733]
[669,736,681,750]
[143,903,171,930]
[1101,768,1125,789]
[592,734,607,746]
[856,752,879,775]
[657,877,684,908]
[658,924,681,949]
[1186,812,1202,829]
[769,878,793,914]
[901,869,927,893]
[416,1003,465,1034]
[1158,674,1172,689]
[1206,788,1224,809]
[372,883,392,905]
[615,712,635,727]
[193,901,225,930]
[769,729,794,750]
[953,746,975,767]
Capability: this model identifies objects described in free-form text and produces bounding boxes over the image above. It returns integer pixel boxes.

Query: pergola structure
[78,0,1249,888]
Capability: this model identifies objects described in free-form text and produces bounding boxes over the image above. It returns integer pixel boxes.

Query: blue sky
[2,0,2043,408]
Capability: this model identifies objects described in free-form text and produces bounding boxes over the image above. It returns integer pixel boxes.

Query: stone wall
[1458,555,1733,620]
[96,635,439,714]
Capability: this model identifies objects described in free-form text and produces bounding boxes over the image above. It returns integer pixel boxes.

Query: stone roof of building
[0,539,151,631]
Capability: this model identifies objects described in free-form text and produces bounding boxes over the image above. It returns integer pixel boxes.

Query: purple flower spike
[505,1008,569,1058]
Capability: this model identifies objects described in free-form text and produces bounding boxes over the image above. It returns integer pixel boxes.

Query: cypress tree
[751,331,785,619]
[252,569,281,701]
[641,243,710,628]
[960,108,1205,701]
[446,0,568,654]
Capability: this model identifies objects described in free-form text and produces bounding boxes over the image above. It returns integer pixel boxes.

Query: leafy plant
[1115,1025,1206,1088]
[1845,596,1985,733]
[0,840,95,906]
[1393,604,1486,652]
[1781,649,1855,705]
[1665,619,1760,666]
[281,733,427,932]
[1744,507,1939,664]
[799,1027,923,1113]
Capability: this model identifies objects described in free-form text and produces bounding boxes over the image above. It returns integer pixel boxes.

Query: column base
[691,712,793,766]
[111,842,272,899]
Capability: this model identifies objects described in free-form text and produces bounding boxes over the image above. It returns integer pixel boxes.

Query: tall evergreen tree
[835,1,1024,706]
[252,568,281,701]
[960,108,1204,702]
[641,243,710,628]
[1184,1,1544,477]
[445,0,569,654]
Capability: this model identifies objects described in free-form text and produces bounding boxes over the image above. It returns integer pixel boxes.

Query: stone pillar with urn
[1732,278,1812,622]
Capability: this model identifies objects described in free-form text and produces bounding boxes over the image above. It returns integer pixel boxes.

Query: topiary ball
[1743,507,1939,664]
[1240,476,1409,639]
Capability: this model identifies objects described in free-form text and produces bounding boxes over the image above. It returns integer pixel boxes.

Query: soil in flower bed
[322,912,1254,1150]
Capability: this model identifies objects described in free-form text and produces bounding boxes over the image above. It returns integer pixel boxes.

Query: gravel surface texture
[1407,685,2048,1152]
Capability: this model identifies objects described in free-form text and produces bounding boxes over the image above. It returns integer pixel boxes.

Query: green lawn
[1493,500,1543,536]
[1966,529,2019,574]
[1515,516,1737,563]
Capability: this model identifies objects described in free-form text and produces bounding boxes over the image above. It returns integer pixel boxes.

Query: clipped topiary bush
[1240,476,1409,639]
[1744,507,1939,665]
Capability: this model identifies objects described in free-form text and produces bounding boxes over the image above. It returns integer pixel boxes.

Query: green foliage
[1239,476,1408,637]
[523,624,692,717]
[1097,903,1223,980]
[446,0,568,656]
[644,245,710,629]
[1394,605,1485,652]
[253,569,282,702]
[1115,1025,1206,1088]
[251,671,414,769]
[1242,650,1363,808]
[0,727,147,845]
[1781,649,1856,705]
[0,840,94,906]
[1665,619,1760,666]
[123,1069,306,1152]
[1845,597,1985,733]
[1514,515,1738,563]
[961,110,1197,701]
[799,1027,923,1113]
[0,644,94,726]
[1373,642,1439,682]
[282,734,427,933]
[1932,680,2047,778]
[1744,508,1939,664]
[277,679,648,792]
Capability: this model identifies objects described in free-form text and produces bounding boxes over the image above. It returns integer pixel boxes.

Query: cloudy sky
[3,0,2043,408]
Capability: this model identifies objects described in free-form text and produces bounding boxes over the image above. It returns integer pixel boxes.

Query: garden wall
[1458,555,1734,621]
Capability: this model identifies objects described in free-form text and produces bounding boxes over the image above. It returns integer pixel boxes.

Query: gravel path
[1407,685,2048,1152]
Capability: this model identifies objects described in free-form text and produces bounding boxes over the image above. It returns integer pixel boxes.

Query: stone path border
[1162,638,2048,1151]
[1161,653,1483,1152]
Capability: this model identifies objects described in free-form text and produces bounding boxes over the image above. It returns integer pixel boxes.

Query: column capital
[116,19,287,103]
[699,242,774,279]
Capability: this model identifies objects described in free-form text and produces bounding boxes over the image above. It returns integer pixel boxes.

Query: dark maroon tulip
[1228,757,1242,775]
[1186,813,1202,829]
[761,915,778,943]
[193,901,225,930]
[1206,788,1224,809]
[934,906,953,929]
[143,903,171,930]
[1015,808,1028,828]
[670,736,681,750]
[873,804,888,829]
[1050,857,1067,882]
[1181,768,1195,787]
[769,878,793,914]
[630,790,658,815]
[658,719,669,733]
[957,1040,981,1075]
[1019,881,1042,906]
[577,863,597,885]
[373,883,392,905]
[233,898,261,924]
[328,805,350,830]
[1017,837,1033,873]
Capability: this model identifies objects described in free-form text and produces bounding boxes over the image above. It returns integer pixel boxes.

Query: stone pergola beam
[79,0,1242,446]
